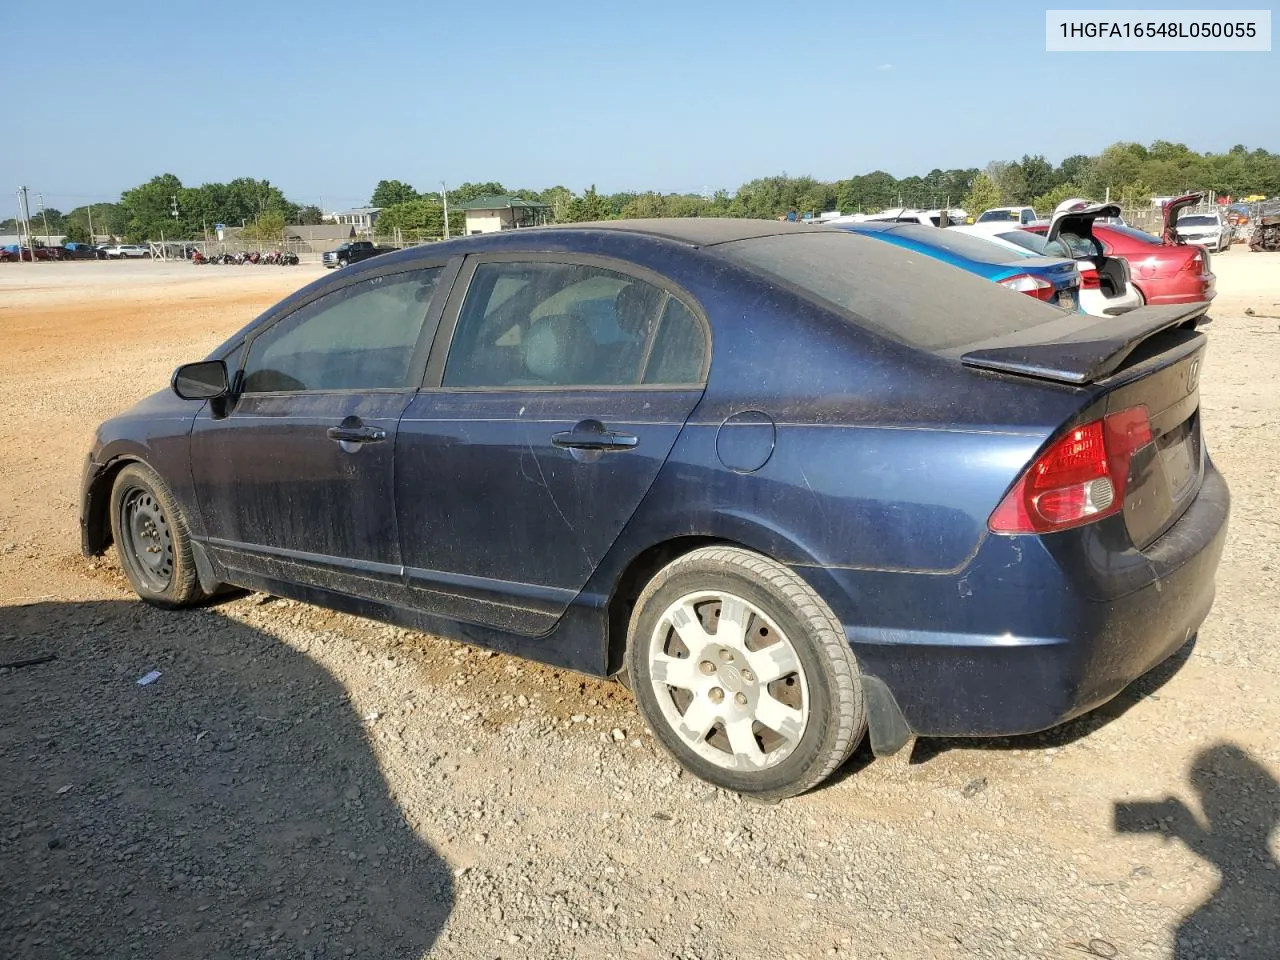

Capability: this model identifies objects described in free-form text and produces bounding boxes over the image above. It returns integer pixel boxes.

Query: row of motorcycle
[192,250,300,265]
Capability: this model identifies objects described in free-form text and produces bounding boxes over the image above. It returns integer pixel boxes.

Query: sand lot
[1,252,1278,959]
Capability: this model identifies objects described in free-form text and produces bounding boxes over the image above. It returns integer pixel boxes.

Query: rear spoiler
[960,302,1210,385]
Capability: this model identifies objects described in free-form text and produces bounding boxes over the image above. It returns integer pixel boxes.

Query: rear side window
[715,231,1065,351]
[644,298,707,384]
[977,209,1017,222]
[994,230,1071,258]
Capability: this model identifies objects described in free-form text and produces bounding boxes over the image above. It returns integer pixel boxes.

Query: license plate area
[1058,290,1077,312]
[1157,414,1201,502]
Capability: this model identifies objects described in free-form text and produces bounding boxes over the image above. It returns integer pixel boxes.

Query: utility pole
[87,204,95,242]
[19,186,36,263]
[441,181,450,240]
[37,193,52,246]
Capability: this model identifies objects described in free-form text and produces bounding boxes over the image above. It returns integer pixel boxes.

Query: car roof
[549,218,837,247]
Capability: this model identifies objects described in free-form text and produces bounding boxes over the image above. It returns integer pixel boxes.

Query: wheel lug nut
[741,670,754,683]
[699,660,716,675]
[718,649,733,663]
[708,687,724,704]
[734,692,748,706]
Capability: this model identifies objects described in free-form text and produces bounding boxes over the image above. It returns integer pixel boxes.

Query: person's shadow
[0,600,452,960]
[1114,743,1280,959]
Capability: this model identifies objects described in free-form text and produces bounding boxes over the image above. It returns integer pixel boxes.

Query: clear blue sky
[1,0,1275,216]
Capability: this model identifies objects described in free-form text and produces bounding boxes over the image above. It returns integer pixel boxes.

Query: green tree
[295,205,324,225]
[563,185,611,222]
[962,173,1003,217]
[241,210,287,244]
[451,182,507,204]
[64,222,92,244]
[375,199,451,240]
[370,179,418,207]
[1017,154,1058,199]
[1030,182,1085,216]
[121,173,187,241]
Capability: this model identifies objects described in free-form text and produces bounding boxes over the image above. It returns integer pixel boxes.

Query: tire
[338,258,349,269]
[626,546,866,801]
[109,463,205,608]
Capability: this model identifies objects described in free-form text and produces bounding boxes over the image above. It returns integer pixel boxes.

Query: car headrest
[525,314,596,382]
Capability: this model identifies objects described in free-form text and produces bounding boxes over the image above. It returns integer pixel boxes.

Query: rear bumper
[813,464,1229,738]
[1141,273,1216,305]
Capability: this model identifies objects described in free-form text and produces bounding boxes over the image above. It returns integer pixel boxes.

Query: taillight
[1181,250,1205,273]
[989,405,1153,534]
[1078,267,1101,290]
[999,273,1056,301]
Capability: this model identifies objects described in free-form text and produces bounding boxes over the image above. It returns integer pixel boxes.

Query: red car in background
[1027,194,1215,306]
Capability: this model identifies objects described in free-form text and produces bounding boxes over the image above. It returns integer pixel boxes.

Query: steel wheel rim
[647,590,810,772]
[120,487,173,591]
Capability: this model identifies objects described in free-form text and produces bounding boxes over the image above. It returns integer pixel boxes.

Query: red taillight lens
[1181,250,1205,273]
[999,273,1056,301]
[1078,267,1101,290]
[989,406,1153,534]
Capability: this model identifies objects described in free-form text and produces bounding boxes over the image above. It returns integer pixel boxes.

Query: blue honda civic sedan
[836,220,1083,313]
[82,219,1228,800]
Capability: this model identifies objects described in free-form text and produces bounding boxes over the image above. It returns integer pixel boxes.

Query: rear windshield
[884,224,1030,264]
[976,209,1019,222]
[993,230,1072,258]
[1106,224,1162,244]
[1178,215,1218,227]
[714,231,1066,351]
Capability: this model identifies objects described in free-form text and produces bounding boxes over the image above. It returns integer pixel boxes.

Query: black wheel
[626,546,866,801]
[109,463,204,608]
[338,257,349,268]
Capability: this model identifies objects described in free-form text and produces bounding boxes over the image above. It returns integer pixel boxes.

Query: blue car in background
[836,221,1082,313]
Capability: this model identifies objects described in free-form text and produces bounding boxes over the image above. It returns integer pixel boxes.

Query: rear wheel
[109,463,204,608]
[627,546,866,801]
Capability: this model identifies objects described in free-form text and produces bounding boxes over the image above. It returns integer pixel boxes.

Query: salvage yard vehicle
[951,222,1144,317]
[102,243,150,259]
[81,219,1228,800]
[1174,210,1233,253]
[836,220,1082,311]
[976,206,1040,225]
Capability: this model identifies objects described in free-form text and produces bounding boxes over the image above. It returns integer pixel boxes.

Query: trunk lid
[1162,192,1206,243]
[958,302,1211,547]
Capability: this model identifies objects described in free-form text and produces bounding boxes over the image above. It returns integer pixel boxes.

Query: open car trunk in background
[957,301,1212,548]
[1163,192,1207,245]
[1047,202,1133,302]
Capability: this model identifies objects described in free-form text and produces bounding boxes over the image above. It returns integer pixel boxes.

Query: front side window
[241,268,442,393]
[442,261,706,388]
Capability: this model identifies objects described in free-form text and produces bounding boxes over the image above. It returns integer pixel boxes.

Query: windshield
[977,209,1019,222]
[1178,215,1219,227]
[714,231,1065,351]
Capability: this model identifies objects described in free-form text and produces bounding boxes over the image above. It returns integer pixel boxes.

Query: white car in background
[1173,210,1233,252]
[825,207,968,227]
[976,206,1040,226]
[953,222,1144,317]
[103,244,150,259]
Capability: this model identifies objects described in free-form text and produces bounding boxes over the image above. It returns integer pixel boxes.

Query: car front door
[188,263,451,601]
[394,255,711,636]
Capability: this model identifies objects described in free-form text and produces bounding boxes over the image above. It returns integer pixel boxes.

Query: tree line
[6,141,1277,244]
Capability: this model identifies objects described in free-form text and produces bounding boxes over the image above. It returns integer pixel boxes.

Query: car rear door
[188,261,453,601]
[394,254,710,635]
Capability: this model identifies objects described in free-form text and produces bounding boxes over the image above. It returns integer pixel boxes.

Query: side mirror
[172,360,229,400]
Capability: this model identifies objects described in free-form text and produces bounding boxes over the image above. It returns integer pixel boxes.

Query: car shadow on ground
[1114,742,1280,959]
[0,600,452,960]
[905,633,1198,766]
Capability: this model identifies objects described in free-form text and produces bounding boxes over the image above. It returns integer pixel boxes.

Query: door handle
[326,424,386,444]
[552,420,638,452]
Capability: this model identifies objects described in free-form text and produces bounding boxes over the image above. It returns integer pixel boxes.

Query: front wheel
[109,463,205,608]
[627,546,866,801]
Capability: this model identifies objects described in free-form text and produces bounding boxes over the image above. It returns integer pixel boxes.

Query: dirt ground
[1,254,1278,959]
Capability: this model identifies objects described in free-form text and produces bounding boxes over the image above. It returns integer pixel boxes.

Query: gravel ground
[1,253,1278,959]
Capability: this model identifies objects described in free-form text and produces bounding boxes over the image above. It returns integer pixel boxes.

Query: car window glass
[241,268,442,393]
[443,262,670,388]
[1057,232,1102,258]
[1179,215,1218,227]
[644,297,707,384]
